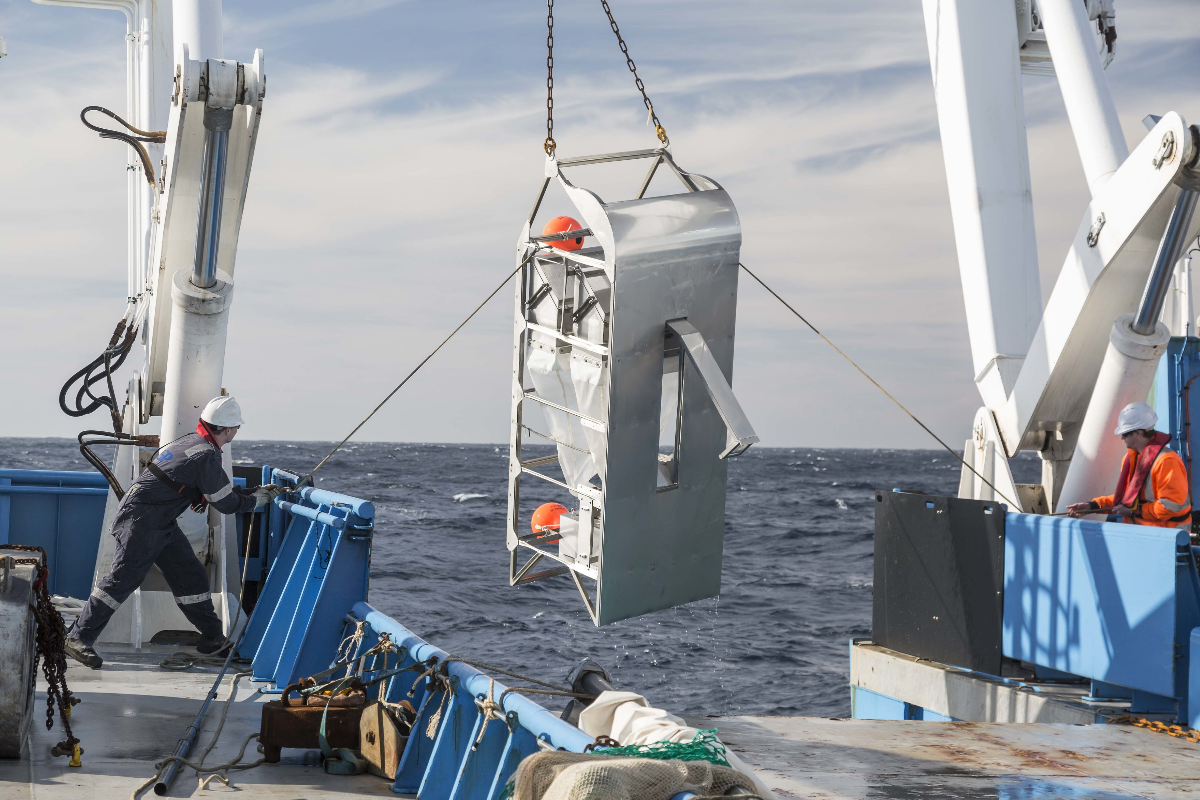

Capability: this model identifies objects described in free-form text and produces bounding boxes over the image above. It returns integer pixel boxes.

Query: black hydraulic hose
[76,431,159,500]
[59,318,137,432]
[80,105,165,188]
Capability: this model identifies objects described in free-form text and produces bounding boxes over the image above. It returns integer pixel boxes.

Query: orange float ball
[542,216,584,251]
[531,502,569,534]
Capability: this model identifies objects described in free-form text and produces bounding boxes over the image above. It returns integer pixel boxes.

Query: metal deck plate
[707,715,1200,799]
[0,644,396,798]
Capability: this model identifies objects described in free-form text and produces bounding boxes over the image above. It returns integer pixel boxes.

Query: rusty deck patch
[706,715,1200,799]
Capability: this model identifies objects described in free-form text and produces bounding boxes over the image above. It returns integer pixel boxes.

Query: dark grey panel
[872,491,1006,674]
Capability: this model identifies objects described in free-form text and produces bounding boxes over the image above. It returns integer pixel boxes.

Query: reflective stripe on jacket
[1093,447,1192,528]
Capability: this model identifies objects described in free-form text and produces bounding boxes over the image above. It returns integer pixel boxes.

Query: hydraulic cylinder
[160,269,233,443]
[1056,313,1170,513]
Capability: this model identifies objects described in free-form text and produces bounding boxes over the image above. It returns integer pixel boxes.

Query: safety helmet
[531,502,568,534]
[542,216,584,252]
[200,395,244,428]
[1114,401,1157,436]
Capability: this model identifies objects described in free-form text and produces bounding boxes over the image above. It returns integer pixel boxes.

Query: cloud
[1,0,1197,451]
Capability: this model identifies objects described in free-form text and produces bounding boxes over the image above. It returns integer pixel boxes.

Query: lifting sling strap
[144,461,208,513]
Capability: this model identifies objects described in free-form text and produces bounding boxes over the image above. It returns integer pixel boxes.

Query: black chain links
[543,0,668,154]
[544,0,556,155]
[599,0,668,147]
[5,545,80,762]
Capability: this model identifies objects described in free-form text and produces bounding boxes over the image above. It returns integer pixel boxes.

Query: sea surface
[1,438,1040,718]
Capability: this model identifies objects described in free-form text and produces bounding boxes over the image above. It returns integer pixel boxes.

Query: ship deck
[708,714,1200,799]
[7,644,1200,799]
[3,644,396,799]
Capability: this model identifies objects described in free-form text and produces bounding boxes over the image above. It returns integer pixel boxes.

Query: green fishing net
[591,729,731,767]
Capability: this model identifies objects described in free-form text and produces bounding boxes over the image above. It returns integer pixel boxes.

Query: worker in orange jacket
[1067,402,1192,528]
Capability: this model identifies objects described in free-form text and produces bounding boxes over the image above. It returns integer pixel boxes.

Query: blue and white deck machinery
[0,464,593,798]
[853,0,1200,731]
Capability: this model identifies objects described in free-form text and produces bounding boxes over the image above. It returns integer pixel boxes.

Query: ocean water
[1,438,1040,718]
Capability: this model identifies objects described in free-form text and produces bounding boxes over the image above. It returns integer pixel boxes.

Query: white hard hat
[1114,402,1157,436]
[200,395,244,428]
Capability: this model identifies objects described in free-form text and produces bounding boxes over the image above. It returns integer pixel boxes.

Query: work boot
[64,638,102,670]
[196,636,232,657]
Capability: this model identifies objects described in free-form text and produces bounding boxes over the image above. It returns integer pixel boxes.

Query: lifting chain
[1110,715,1200,743]
[4,545,82,765]
[599,0,668,147]
[542,0,669,155]
[544,0,556,156]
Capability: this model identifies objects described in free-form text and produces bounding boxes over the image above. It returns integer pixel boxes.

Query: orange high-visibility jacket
[1092,447,1192,528]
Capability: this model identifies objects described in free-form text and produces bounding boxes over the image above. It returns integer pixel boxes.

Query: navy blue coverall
[71,432,257,645]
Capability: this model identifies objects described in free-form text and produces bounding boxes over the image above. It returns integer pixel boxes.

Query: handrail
[274,500,345,530]
[0,469,109,487]
[353,602,594,752]
[0,485,108,497]
[298,487,374,520]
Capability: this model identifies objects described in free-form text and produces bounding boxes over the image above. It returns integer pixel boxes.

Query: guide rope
[739,262,1018,509]
[300,258,528,485]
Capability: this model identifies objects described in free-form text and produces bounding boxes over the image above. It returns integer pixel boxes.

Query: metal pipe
[298,487,375,520]
[192,111,230,289]
[155,629,242,795]
[275,500,346,530]
[1132,189,1200,334]
[0,486,108,497]
[354,602,595,752]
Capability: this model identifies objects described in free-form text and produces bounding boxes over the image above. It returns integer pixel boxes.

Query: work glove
[252,484,289,510]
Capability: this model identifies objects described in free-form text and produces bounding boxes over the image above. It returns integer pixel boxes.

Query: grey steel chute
[507,149,754,625]
[666,319,759,459]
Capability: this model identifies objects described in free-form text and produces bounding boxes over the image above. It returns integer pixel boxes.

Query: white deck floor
[6,643,1200,799]
[707,714,1200,799]
[2,643,397,799]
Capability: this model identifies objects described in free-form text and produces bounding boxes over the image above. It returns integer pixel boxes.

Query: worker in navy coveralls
[64,396,287,669]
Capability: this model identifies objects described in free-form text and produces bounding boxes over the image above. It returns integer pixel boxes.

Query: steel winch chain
[542,0,669,155]
[599,0,668,147]
[544,0,556,155]
[5,545,81,764]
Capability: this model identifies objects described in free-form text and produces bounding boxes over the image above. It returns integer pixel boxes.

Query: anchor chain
[5,545,81,765]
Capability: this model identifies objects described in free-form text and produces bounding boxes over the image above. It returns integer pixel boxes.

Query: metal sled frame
[506,148,754,625]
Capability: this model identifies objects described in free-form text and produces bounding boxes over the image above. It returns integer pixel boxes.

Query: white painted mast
[1038,0,1127,196]
[158,0,230,444]
[922,0,1200,512]
[920,0,1042,417]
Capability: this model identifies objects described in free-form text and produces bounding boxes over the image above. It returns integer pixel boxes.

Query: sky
[1,0,1198,448]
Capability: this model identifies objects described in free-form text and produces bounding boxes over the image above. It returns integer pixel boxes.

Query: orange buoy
[531,502,569,534]
[542,216,584,251]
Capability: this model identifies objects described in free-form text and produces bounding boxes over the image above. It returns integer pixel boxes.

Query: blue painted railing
[1003,512,1200,718]
[0,468,108,598]
[240,473,374,690]
[350,602,593,800]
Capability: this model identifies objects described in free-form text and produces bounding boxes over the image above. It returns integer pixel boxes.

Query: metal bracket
[1153,131,1176,169]
[1086,213,1106,247]
[665,319,759,457]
